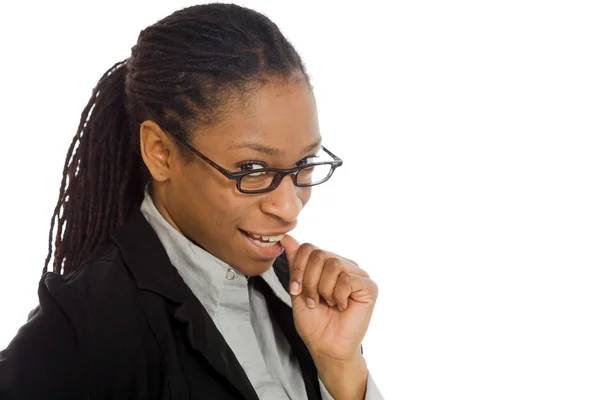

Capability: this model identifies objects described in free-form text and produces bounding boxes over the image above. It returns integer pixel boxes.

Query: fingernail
[338,304,344,312]
[326,300,335,307]
[307,297,316,309]
[290,281,300,295]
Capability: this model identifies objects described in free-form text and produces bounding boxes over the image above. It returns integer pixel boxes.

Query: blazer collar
[111,209,321,400]
[111,209,257,400]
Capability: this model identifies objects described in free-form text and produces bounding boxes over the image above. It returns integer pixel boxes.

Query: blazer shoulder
[42,242,136,312]
[0,241,156,398]
[0,265,95,397]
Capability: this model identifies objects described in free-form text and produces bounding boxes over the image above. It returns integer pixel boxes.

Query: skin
[140,80,378,400]
[140,80,317,276]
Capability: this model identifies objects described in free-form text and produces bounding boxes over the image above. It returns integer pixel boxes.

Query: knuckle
[346,257,359,266]
[340,272,352,285]
[341,257,368,277]
[308,249,327,264]
[359,268,370,279]
[325,257,344,273]
[314,249,327,260]
[299,242,316,253]
[297,243,314,258]
[371,280,379,296]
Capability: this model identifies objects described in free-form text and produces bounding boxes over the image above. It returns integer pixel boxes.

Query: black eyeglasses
[164,130,343,194]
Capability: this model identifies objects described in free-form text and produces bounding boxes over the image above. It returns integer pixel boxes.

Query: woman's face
[142,80,321,276]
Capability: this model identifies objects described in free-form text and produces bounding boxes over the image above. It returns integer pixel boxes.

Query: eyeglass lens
[239,164,334,192]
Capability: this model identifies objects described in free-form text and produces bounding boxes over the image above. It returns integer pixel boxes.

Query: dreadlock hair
[44,3,310,275]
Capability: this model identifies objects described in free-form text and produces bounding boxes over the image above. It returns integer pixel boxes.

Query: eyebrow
[227,138,322,156]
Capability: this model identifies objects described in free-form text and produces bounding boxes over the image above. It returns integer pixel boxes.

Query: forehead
[194,81,321,154]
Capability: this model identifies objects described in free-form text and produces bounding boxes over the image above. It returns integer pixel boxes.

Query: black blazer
[0,209,323,400]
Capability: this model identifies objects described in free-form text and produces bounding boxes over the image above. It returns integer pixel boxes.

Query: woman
[0,4,382,399]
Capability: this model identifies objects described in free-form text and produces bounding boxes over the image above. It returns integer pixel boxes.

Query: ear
[139,120,174,182]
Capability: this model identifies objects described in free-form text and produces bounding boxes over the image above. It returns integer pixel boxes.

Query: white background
[1,1,599,398]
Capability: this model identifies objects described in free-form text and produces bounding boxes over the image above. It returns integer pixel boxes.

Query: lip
[239,229,285,259]
[241,229,290,237]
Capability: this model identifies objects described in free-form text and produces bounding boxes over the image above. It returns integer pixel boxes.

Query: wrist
[315,354,368,400]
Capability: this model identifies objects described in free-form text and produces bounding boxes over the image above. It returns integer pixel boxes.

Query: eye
[238,161,267,176]
[297,155,319,166]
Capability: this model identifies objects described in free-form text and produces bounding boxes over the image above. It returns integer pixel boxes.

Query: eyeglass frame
[163,130,343,194]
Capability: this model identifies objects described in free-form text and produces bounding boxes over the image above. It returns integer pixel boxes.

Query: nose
[260,175,306,223]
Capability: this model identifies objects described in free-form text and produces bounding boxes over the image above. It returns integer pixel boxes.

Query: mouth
[239,229,286,247]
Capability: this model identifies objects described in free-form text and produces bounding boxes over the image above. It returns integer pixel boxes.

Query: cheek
[218,192,230,207]
[184,165,229,208]
[183,166,258,227]
[209,189,254,226]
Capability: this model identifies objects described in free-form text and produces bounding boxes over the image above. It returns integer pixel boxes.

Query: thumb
[279,234,301,268]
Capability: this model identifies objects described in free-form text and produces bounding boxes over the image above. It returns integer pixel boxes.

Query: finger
[286,241,317,296]
[280,235,303,295]
[318,257,344,307]
[303,249,328,308]
[333,272,354,311]
[291,243,315,287]
[319,250,368,279]
[334,274,378,311]
[280,235,301,266]
[349,277,379,304]
[341,257,369,278]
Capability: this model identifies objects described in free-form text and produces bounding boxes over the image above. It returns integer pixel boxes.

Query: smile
[240,230,286,247]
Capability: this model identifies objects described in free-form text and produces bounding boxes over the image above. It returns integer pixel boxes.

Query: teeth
[247,231,285,242]
[262,234,285,242]
[252,239,278,247]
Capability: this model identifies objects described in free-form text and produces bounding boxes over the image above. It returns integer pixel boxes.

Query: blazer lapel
[173,299,259,400]
[112,210,259,400]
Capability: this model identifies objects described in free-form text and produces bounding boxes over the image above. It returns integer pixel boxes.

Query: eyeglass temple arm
[321,146,343,164]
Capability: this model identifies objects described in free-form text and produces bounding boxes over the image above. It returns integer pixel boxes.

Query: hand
[279,235,379,364]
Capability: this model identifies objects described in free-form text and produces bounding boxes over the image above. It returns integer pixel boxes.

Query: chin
[233,258,275,277]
